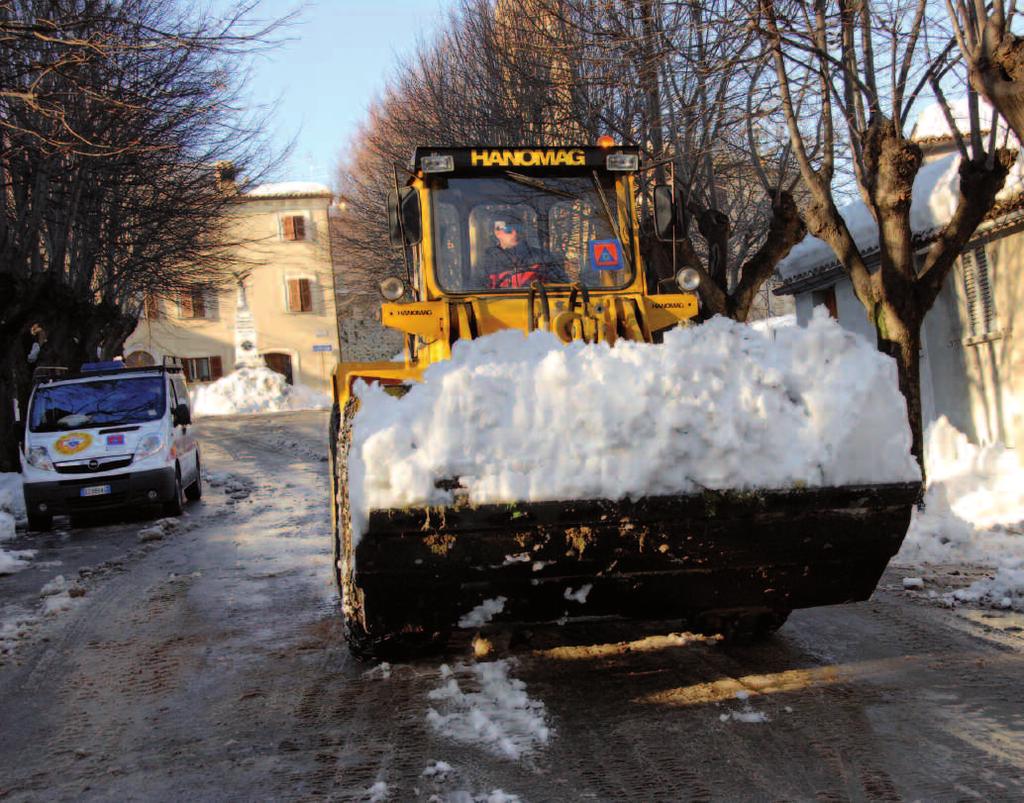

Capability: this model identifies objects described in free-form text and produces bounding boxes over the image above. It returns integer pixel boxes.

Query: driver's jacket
[483,243,569,289]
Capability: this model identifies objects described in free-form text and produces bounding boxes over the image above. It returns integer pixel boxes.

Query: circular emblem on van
[55,432,92,455]
[88,459,99,470]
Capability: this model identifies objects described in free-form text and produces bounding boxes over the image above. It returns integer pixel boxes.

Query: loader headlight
[135,433,165,460]
[379,277,407,301]
[420,153,454,173]
[606,153,639,171]
[676,267,701,292]
[27,446,54,471]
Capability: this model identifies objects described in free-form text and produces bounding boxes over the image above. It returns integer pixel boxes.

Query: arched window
[125,350,155,367]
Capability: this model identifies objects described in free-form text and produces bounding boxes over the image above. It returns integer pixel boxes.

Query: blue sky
[240,0,451,187]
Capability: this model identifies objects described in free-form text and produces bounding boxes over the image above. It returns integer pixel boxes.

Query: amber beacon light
[596,135,615,148]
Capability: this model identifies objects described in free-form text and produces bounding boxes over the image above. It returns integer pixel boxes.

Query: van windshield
[29,376,166,432]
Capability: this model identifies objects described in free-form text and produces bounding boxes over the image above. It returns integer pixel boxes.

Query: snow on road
[2,412,1024,801]
[897,417,1024,611]
[427,660,551,760]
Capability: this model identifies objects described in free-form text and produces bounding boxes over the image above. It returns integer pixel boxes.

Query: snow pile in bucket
[897,417,1024,610]
[348,313,920,541]
[191,365,330,417]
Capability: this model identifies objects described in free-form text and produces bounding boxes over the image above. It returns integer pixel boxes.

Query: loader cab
[395,146,644,299]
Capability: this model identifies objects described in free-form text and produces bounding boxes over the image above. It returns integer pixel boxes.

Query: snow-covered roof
[778,97,1023,286]
[910,97,1012,144]
[779,148,1024,283]
[243,181,333,200]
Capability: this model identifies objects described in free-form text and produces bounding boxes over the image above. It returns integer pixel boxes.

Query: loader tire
[696,608,790,644]
[332,399,450,660]
[27,511,53,532]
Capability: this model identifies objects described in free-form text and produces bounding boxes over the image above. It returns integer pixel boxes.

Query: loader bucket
[335,470,920,655]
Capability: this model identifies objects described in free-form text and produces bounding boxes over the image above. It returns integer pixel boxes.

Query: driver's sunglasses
[494,222,517,233]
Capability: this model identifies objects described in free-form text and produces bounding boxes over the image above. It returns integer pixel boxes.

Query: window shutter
[211,355,223,379]
[299,278,312,312]
[293,215,305,240]
[975,248,996,333]
[962,247,996,337]
[144,294,160,320]
[179,292,193,318]
[283,215,296,241]
[192,290,206,319]
[288,278,302,311]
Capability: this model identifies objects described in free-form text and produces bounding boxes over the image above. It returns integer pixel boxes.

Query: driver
[482,213,568,289]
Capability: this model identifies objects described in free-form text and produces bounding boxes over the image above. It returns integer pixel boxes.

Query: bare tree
[947,0,1024,144]
[0,0,287,470]
[757,0,1016,469]
[335,0,806,323]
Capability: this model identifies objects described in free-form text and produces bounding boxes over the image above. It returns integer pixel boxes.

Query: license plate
[80,485,111,497]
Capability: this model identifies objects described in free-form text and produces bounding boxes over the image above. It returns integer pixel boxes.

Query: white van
[20,359,201,531]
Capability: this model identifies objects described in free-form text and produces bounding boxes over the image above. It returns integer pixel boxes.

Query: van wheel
[185,455,202,501]
[27,511,53,532]
[163,467,184,516]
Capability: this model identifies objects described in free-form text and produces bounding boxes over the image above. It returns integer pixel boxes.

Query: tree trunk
[971,24,1024,147]
[0,287,137,473]
[874,305,925,479]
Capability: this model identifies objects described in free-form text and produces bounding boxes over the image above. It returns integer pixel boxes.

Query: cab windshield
[29,376,167,432]
[429,173,635,292]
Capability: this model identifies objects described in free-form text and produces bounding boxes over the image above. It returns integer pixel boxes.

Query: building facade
[124,182,340,397]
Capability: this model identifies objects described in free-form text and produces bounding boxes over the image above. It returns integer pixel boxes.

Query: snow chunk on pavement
[421,760,453,778]
[42,590,83,616]
[563,584,592,604]
[952,563,1024,611]
[0,472,25,529]
[902,577,925,590]
[0,549,36,575]
[191,366,330,417]
[897,417,1024,610]
[458,597,507,628]
[365,780,389,801]
[426,660,550,760]
[349,315,919,543]
[0,474,26,570]
[720,709,770,724]
[40,575,68,596]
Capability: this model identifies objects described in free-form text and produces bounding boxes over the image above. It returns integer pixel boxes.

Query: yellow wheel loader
[329,145,919,658]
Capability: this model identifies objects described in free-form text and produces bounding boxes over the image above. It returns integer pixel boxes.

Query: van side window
[172,378,190,412]
[168,378,179,412]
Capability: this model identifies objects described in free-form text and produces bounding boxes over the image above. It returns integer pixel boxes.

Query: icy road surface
[1,411,1023,800]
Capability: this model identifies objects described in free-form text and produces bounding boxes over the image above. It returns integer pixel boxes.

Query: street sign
[313,344,333,353]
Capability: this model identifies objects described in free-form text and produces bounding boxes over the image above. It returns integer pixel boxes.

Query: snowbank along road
[1,411,1023,801]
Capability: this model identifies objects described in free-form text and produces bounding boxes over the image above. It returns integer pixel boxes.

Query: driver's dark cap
[493,213,523,232]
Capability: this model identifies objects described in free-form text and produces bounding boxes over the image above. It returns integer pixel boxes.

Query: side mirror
[387,187,422,246]
[653,185,677,242]
[173,403,191,427]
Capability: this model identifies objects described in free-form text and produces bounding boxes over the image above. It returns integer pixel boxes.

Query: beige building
[125,181,340,397]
